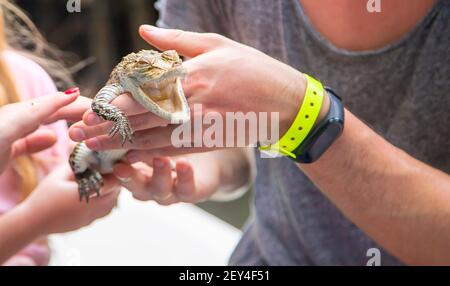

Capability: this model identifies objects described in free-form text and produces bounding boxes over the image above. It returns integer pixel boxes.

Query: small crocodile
[69,50,190,202]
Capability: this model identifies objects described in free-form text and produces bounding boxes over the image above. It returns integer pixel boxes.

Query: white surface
[49,191,242,266]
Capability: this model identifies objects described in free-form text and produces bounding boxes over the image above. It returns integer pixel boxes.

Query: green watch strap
[259,74,325,158]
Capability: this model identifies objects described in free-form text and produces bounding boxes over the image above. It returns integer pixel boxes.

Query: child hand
[0,91,79,173]
[19,163,121,235]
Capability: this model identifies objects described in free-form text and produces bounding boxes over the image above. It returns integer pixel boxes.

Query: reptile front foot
[75,168,104,203]
[108,112,134,146]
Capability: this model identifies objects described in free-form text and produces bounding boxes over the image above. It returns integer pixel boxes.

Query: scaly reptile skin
[69,50,190,202]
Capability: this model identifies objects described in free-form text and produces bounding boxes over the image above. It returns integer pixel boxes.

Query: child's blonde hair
[0,0,74,198]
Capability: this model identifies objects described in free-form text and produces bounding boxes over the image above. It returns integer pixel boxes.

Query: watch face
[293,88,345,163]
[306,120,343,160]
[295,118,343,163]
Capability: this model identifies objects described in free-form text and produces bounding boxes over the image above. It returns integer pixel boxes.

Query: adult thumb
[139,25,223,58]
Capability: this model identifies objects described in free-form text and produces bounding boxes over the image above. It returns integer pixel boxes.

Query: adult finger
[147,157,175,201]
[173,159,197,202]
[82,93,150,126]
[139,25,225,58]
[112,163,153,201]
[153,192,179,206]
[69,111,168,142]
[84,125,178,151]
[126,147,214,164]
[111,161,180,206]
[11,129,57,158]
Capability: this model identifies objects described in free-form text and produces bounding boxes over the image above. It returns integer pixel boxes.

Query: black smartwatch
[291,87,344,163]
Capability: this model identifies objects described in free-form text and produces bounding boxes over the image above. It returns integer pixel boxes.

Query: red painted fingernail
[64,87,79,94]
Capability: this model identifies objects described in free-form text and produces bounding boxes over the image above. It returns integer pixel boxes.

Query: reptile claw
[108,117,134,146]
[109,124,120,138]
[75,168,104,203]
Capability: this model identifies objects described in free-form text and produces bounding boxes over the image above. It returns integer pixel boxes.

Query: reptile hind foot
[75,168,104,203]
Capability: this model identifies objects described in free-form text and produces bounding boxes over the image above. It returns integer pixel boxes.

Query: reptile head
[117,50,190,123]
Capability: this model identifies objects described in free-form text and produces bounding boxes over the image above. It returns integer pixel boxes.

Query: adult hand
[112,154,220,205]
[18,164,120,235]
[0,90,79,173]
[68,26,330,159]
[113,147,252,205]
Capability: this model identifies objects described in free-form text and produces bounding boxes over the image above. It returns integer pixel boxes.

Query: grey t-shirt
[157,0,450,265]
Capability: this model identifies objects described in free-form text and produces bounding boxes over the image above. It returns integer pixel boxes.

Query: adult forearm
[300,110,450,265]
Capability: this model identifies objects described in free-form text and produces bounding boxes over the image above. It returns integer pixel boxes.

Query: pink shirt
[0,51,71,266]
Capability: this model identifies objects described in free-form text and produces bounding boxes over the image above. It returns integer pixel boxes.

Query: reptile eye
[136,57,150,65]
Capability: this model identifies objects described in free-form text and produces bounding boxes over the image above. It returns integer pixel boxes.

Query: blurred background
[15,0,158,93]
[11,0,252,265]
